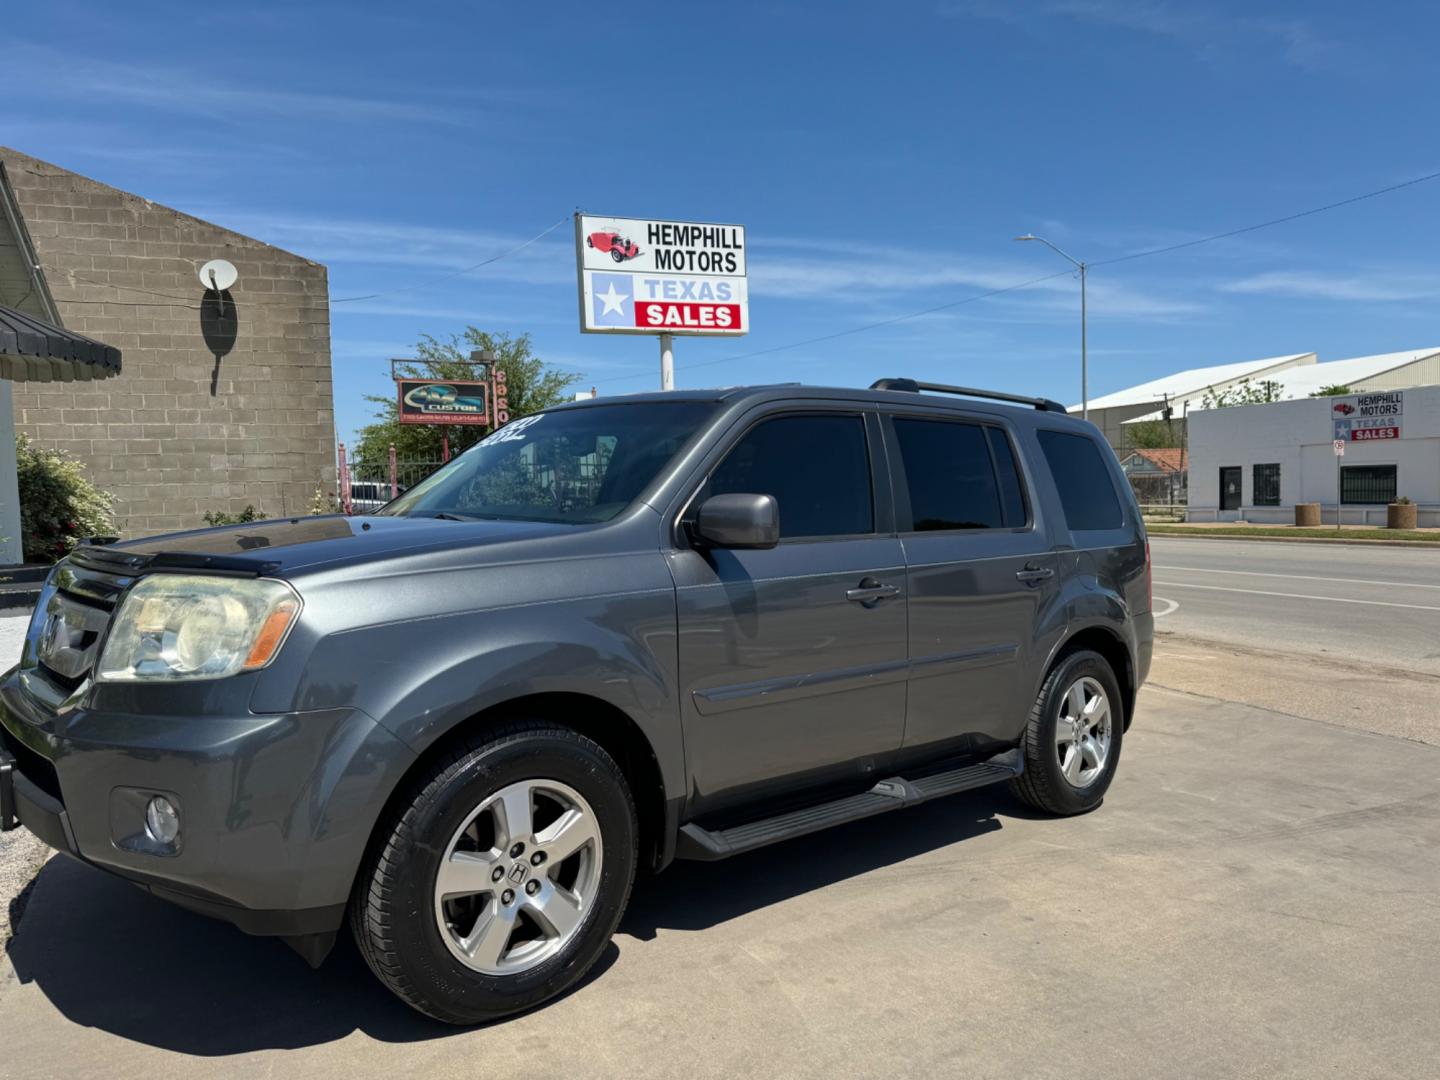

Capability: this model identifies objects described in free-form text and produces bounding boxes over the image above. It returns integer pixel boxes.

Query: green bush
[203,504,264,527]
[15,435,117,564]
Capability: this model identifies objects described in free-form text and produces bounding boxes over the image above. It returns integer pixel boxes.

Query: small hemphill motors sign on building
[575,213,748,336]
[1331,390,1403,442]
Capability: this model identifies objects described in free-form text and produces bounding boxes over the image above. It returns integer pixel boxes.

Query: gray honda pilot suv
[1,379,1152,1023]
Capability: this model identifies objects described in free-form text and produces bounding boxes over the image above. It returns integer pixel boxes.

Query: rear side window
[986,427,1028,527]
[709,414,873,539]
[1037,430,1124,532]
[892,418,1026,531]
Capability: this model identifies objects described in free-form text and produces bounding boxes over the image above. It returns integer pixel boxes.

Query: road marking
[1151,597,1179,618]
[1161,565,1440,591]
[1152,580,1440,613]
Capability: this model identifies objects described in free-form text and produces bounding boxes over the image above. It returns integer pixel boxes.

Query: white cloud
[749,237,1203,319]
[938,1,1339,70]
[10,41,507,128]
[1218,271,1434,302]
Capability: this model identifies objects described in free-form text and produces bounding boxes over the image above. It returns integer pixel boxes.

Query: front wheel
[351,721,637,1024]
[1010,650,1123,815]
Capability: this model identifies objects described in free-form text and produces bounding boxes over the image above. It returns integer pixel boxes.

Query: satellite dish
[199,259,239,292]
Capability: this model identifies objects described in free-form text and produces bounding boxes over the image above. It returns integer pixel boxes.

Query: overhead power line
[591,269,1075,386]
[1090,167,1440,267]
[595,165,1440,386]
[52,213,572,310]
[331,214,570,303]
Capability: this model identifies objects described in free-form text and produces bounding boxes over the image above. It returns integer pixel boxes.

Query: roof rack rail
[869,378,1068,414]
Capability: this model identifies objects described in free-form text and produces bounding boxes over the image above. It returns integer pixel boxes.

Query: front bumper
[0,673,415,938]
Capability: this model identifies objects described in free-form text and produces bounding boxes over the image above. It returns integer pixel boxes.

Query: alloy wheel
[433,778,603,976]
[1055,676,1112,788]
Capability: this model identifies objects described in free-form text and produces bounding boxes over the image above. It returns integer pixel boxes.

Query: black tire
[1010,649,1123,816]
[610,248,625,263]
[350,720,637,1024]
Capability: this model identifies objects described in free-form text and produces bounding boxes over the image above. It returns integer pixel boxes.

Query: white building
[1076,352,1316,450]
[1186,384,1440,527]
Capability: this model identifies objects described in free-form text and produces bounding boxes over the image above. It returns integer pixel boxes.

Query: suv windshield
[378,401,716,524]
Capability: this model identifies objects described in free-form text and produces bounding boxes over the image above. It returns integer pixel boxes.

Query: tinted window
[986,427,1028,527]
[893,419,1005,530]
[379,402,715,523]
[1037,430,1125,531]
[709,414,872,538]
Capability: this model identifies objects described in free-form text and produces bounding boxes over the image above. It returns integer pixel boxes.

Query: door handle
[846,577,901,604]
[1015,565,1054,584]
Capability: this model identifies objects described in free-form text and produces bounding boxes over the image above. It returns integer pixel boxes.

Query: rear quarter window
[1036,429,1125,532]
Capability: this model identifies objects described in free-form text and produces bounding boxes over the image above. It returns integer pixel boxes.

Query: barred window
[1253,463,1281,506]
[1341,465,1397,505]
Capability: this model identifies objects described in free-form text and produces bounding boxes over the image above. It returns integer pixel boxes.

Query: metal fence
[1126,472,1187,512]
[336,445,445,513]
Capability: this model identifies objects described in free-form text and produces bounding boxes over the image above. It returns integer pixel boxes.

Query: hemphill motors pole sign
[575,213,748,336]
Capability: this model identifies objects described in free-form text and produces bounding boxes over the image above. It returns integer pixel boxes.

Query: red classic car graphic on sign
[587,231,642,263]
[1333,402,1356,415]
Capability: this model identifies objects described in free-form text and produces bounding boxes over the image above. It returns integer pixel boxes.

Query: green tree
[1125,419,1179,450]
[1309,384,1353,397]
[1200,377,1284,409]
[354,329,576,463]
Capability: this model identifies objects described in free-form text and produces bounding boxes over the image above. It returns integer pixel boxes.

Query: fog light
[144,796,180,845]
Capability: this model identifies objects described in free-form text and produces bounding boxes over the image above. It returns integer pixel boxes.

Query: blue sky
[7,1,1440,441]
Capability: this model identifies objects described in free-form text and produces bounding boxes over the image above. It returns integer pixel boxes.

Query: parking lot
[2,540,1438,1079]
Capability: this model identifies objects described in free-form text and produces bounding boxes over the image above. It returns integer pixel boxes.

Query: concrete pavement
[2,683,1437,1079]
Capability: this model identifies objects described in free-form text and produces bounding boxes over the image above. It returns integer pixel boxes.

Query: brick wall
[1,147,336,537]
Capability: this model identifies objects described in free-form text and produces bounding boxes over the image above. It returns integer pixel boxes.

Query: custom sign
[397,379,491,426]
[1332,391,1403,442]
[576,214,748,336]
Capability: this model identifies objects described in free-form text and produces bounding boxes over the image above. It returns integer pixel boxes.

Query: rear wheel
[1010,650,1123,815]
[351,721,637,1024]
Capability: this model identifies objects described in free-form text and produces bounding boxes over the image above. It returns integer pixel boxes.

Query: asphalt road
[1150,536,1440,675]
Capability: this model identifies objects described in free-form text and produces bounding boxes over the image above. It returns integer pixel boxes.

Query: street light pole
[1016,234,1088,420]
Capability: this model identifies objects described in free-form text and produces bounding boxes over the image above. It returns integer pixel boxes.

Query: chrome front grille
[35,591,112,681]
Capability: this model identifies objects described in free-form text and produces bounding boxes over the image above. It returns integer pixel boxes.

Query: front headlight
[97,575,301,683]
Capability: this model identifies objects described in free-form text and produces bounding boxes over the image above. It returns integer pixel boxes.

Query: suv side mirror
[693,493,779,550]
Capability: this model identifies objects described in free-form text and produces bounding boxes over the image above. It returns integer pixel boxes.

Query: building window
[1340,465,1397,505]
[1253,463,1281,506]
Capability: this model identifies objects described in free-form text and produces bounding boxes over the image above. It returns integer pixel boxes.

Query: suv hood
[84,514,581,576]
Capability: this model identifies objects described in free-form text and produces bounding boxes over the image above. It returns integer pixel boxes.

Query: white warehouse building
[1186,383,1440,527]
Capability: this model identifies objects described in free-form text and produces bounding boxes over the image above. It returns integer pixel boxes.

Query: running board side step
[675,749,1023,861]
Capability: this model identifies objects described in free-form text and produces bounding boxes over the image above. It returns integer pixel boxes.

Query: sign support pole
[660,333,675,392]
[1332,439,1345,531]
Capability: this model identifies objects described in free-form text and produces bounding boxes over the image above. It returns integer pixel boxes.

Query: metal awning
[0,302,121,383]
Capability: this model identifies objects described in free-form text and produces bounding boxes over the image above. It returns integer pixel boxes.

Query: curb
[1146,530,1440,550]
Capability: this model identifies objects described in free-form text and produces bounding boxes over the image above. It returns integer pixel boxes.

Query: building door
[1220,466,1242,510]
